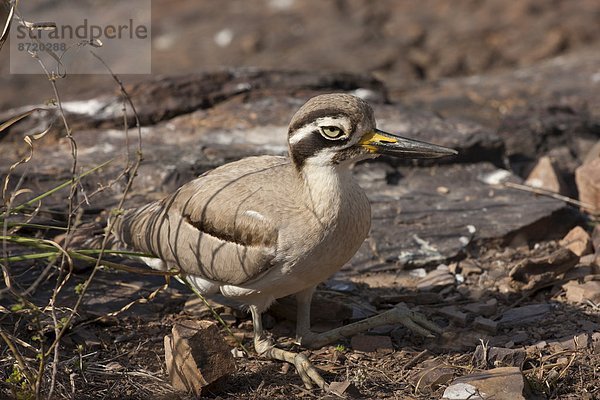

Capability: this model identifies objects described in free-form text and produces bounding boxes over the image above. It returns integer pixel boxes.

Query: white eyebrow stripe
[288,116,351,145]
[288,124,314,145]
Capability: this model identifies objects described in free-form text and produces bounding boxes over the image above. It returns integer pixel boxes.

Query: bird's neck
[298,162,354,220]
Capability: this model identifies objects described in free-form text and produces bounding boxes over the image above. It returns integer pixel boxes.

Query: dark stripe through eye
[290,129,348,168]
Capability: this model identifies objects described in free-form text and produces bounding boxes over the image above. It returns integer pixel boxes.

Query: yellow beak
[358,129,458,159]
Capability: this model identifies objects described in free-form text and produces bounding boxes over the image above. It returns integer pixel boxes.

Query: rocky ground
[1,1,600,399]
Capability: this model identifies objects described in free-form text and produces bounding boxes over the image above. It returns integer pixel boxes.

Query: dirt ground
[1,238,599,400]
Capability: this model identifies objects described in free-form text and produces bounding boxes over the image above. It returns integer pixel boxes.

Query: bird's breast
[268,174,371,295]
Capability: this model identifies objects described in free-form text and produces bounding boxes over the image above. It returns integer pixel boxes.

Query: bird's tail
[110,202,164,257]
[56,204,168,272]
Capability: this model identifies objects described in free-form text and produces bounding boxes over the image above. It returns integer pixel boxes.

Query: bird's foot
[254,336,328,390]
[299,303,441,349]
[388,302,442,337]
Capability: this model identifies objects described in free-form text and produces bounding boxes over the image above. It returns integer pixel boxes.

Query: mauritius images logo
[10,0,151,74]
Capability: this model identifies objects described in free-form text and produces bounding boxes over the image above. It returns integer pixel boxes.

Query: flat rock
[497,304,552,328]
[350,163,576,268]
[1,79,503,209]
[442,367,527,400]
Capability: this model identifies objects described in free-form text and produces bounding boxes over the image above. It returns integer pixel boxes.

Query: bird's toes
[393,303,442,337]
[293,353,327,390]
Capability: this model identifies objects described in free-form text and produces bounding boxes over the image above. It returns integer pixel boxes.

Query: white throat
[300,160,353,220]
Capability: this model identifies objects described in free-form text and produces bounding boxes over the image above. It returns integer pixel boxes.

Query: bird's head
[287,93,457,170]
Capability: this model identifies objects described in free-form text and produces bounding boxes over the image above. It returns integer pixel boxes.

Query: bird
[110,93,457,390]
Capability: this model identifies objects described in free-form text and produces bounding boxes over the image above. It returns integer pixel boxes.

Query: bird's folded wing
[114,157,288,285]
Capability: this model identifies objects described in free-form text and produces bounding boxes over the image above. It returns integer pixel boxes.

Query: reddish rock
[562,281,600,304]
[575,158,600,213]
[560,226,593,256]
[328,381,362,397]
[525,156,564,194]
[165,320,236,396]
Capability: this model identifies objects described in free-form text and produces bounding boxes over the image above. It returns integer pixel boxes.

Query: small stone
[164,320,236,396]
[350,334,394,353]
[328,380,361,397]
[562,281,600,303]
[442,367,527,400]
[474,345,526,368]
[497,304,552,328]
[473,317,498,334]
[525,156,564,194]
[560,226,593,257]
[575,158,600,212]
[437,186,450,194]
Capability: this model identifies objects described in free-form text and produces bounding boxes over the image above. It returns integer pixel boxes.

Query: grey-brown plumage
[111,93,456,390]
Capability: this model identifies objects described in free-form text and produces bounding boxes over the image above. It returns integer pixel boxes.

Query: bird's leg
[295,286,315,343]
[296,296,442,349]
[249,305,327,390]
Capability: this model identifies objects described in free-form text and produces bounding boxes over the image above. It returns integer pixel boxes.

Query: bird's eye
[320,126,345,140]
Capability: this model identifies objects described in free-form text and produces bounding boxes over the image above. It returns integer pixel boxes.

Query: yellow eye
[320,126,345,140]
